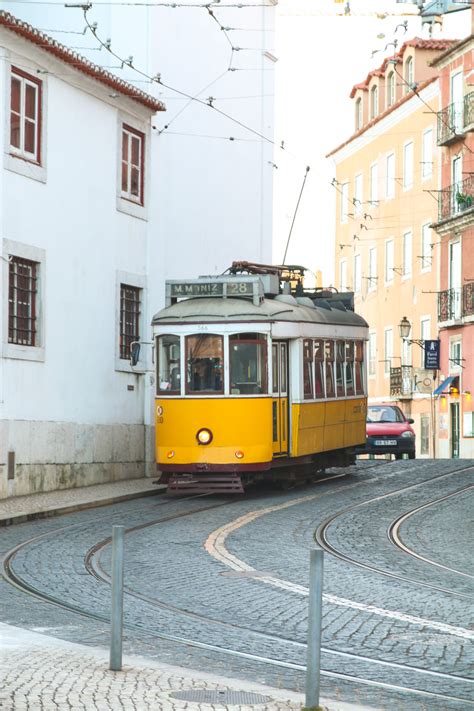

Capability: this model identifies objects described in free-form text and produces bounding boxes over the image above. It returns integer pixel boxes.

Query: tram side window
[336,340,345,397]
[186,334,224,393]
[303,339,313,400]
[157,335,181,394]
[230,332,267,395]
[325,340,335,398]
[314,339,325,399]
[345,341,355,396]
[355,340,365,395]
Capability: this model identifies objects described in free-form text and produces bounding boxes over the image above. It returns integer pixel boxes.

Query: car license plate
[374,439,397,446]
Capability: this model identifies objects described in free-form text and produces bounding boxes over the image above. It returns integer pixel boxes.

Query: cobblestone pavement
[1,461,473,710]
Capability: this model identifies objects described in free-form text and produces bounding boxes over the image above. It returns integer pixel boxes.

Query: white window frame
[402,230,412,279]
[353,173,363,215]
[340,182,349,224]
[116,115,148,221]
[355,98,362,130]
[368,247,377,292]
[422,128,433,180]
[368,332,376,377]
[449,337,462,373]
[370,85,379,119]
[403,141,414,191]
[339,260,347,291]
[405,56,414,93]
[421,222,432,273]
[386,152,395,200]
[420,316,431,367]
[2,239,45,362]
[387,71,395,107]
[115,270,147,373]
[10,67,41,163]
[370,163,378,205]
[384,327,393,376]
[385,238,394,284]
[353,254,361,294]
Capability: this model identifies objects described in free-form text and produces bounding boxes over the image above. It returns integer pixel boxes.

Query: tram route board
[170,281,255,298]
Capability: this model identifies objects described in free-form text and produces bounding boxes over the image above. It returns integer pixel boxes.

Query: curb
[0,485,167,527]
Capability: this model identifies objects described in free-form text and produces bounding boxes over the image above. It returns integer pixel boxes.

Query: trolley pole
[304,547,324,710]
[109,525,124,671]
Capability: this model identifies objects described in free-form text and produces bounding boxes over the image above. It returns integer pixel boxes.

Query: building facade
[0,13,164,498]
[430,32,474,458]
[327,39,456,458]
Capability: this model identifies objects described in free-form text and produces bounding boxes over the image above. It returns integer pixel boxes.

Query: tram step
[167,474,244,495]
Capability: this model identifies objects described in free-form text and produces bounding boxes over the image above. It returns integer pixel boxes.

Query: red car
[356,404,416,459]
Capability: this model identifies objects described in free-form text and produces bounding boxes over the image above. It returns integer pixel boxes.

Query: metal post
[305,547,324,710]
[109,525,124,671]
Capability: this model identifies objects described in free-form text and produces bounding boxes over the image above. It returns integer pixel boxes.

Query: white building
[0,12,165,497]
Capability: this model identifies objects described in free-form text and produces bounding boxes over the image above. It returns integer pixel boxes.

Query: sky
[272,0,471,286]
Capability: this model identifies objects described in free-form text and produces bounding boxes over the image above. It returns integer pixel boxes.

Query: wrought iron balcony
[438,173,474,222]
[438,288,462,322]
[462,281,474,317]
[390,365,413,398]
[437,93,473,145]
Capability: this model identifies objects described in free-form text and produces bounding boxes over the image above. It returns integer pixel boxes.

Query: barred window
[8,256,38,346]
[120,284,141,359]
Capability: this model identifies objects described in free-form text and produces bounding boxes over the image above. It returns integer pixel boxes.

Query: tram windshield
[186,334,224,393]
[230,333,267,395]
[157,335,181,393]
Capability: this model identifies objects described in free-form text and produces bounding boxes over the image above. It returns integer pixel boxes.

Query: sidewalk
[0,623,373,711]
[0,478,166,526]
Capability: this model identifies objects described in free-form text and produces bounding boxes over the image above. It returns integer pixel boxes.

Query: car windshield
[367,406,404,423]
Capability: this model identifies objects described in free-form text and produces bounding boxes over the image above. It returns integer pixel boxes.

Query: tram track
[2,463,473,707]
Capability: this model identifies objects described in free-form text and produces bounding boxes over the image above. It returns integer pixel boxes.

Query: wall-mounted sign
[424,339,440,370]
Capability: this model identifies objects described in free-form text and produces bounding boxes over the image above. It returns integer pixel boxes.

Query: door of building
[272,341,289,456]
[450,402,460,458]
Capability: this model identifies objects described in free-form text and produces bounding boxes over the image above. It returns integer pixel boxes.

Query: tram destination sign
[170,281,255,298]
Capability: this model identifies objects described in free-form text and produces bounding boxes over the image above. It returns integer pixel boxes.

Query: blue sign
[424,339,440,370]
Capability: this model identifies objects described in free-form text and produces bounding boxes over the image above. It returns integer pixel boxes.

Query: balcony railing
[462,281,474,317]
[438,173,474,222]
[438,288,461,321]
[437,93,474,145]
[390,366,413,398]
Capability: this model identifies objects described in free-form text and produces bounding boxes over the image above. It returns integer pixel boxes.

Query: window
[10,67,42,163]
[325,340,335,397]
[121,125,144,204]
[335,340,345,397]
[387,71,395,107]
[420,317,430,367]
[230,332,267,395]
[303,339,313,400]
[368,332,376,376]
[353,173,363,214]
[119,284,141,360]
[186,334,223,393]
[450,339,462,371]
[405,56,413,93]
[339,260,347,291]
[422,129,433,180]
[157,335,181,394]
[8,256,38,346]
[403,141,413,190]
[421,223,432,272]
[384,328,393,375]
[402,338,411,367]
[385,239,394,283]
[370,85,378,119]
[452,155,462,213]
[368,247,377,291]
[340,182,349,223]
[314,339,324,399]
[353,254,361,293]
[345,341,355,396]
[386,153,395,199]
[355,98,362,130]
[420,415,430,455]
[354,340,365,395]
[370,163,378,205]
[403,230,412,278]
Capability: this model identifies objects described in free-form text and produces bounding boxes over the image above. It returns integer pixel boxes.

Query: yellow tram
[151,263,368,493]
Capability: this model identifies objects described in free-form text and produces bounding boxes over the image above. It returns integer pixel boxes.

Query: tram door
[272,341,289,456]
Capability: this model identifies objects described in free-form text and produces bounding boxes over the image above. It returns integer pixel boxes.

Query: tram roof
[151,296,368,328]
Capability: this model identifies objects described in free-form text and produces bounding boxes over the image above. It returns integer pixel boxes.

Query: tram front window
[186,334,223,393]
[230,333,267,395]
[157,334,181,394]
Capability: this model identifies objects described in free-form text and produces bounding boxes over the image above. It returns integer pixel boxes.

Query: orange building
[327,39,456,458]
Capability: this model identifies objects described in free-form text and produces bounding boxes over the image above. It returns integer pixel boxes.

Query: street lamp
[398,316,424,348]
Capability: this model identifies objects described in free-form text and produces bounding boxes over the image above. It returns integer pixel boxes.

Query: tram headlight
[235,450,244,459]
[166,450,175,458]
[196,428,213,445]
